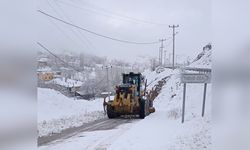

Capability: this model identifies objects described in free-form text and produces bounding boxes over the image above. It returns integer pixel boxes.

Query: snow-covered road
[38,118,138,146]
[39,118,138,150]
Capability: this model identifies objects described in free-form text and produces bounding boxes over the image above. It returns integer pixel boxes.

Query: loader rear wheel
[139,100,146,119]
[107,105,116,119]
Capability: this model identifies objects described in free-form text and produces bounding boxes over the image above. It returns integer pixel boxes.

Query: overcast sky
[37,0,211,62]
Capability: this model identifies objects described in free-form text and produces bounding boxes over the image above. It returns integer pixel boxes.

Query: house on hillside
[38,72,54,81]
[37,57,49,68]
[37,67,54,81]
[53,77,83,93]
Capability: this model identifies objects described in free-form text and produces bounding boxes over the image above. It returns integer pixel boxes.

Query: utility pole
[159,47,161,66]
[102,65,112,101]
[159,39,166,66]
[176,55,178,66]
[169,25,179,69]
[164,50,167,66]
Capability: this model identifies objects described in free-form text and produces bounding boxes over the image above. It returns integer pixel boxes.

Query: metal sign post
[202,83,207,117]
[180,73,211,123]
[182,83,186,123]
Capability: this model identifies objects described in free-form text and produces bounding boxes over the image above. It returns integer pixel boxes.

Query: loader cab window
[124,76,138,85]
[128,78,135,84]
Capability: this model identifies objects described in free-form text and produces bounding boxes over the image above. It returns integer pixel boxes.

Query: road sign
[180,73,211,123]
[181,73,211,83]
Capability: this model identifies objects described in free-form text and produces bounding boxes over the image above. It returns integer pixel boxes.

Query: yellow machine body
[110,85,140,115]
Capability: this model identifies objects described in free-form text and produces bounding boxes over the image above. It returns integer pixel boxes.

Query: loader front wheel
[139,100,146,119]
[107,105,116,119]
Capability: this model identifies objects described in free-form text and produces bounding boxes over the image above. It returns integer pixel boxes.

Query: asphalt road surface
[38,117,138,147]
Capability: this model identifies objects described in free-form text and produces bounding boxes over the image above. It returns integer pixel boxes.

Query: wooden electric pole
[169,25,179,69]
[159,39,166,66]
[102,65,112,101]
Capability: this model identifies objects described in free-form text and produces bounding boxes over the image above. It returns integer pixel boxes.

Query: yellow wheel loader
[104,72,155,119]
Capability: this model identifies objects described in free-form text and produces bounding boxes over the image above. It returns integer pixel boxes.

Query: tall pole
[106,67,109,100]
[169,53,171,67]
[164,50,166,66]
[103,65,112,101]
[169,25,179,70]
[159,47,161,66]
[202,83,207,117]
[159,39,166,66]
[182,83,186,123]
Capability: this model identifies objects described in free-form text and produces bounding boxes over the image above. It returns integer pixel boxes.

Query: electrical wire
[56,0,168,26]
[45,5,87,50]
[37,42,80,72]
[52,1,98,51]
[46,0,91,50]
[38,10,160,45]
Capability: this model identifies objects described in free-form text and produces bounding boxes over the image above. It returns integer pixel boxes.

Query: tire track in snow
[86,119,138,150]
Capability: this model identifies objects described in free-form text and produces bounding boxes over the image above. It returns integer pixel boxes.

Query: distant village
[37,51,149,100]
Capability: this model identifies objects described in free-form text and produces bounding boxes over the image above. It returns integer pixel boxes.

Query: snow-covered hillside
[143,68,174,90]
[189,43,212,68]
[38,88,105,137]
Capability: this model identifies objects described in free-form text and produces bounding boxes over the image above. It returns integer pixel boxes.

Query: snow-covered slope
[143,67,176,91]
[38,88,105,137]
[189,43,212,68]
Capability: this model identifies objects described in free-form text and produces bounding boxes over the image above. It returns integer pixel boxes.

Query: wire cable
[56,0,168,26]
[37,42,80,72]
[47,0,87,48]
[52,1,98,51]
[38,10,160,45]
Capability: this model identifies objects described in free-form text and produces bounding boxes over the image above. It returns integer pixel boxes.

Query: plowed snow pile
[38,88,105,137]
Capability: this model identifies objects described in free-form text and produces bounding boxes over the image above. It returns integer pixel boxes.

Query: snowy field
[38,88,105,137]
[39,67,211,150]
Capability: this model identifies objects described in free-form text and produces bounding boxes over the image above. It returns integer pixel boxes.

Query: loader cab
[122,72,142,96]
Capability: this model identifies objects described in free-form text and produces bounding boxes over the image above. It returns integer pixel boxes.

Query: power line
[51,0,97,51]
[37,42,80,72]
[38,10,159,45]
[45,0,89,50]
[56,0,168,26]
